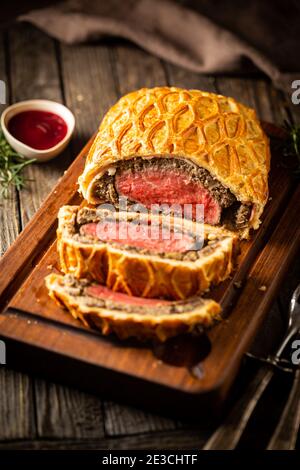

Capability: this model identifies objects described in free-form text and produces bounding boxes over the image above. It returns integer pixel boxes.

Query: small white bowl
[1,99,75,162]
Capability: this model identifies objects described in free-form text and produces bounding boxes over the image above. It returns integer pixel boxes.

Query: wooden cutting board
[0,123,299,418]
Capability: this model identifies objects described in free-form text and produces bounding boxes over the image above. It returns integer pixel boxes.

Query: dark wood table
[0,23,299,450]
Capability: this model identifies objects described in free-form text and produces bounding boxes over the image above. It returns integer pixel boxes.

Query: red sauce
[8,110,68,150]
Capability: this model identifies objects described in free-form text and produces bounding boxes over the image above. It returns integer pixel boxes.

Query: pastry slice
[57,205,238,300]
[45,273,221,341]
[78,87,270,238]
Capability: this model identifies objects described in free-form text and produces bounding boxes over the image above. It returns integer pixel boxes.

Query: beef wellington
[45,273,221,341]
[57,205,238,301]
[78,87,270,238]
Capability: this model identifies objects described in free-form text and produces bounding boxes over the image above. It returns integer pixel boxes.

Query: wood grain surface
[0,22,299,448]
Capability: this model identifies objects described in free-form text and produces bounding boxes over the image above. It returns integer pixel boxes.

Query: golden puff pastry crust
[45,273,221,342]
[79,87,270,235]
[57,205,239,301]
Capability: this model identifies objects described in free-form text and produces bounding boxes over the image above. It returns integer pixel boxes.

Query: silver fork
[267,285,300,450]
[267,369,300,449]
[203,284,300,450]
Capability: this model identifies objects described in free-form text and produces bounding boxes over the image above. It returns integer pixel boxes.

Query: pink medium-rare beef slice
[80,219,196,252]
[85,284,171,306]
[115,166,221,224]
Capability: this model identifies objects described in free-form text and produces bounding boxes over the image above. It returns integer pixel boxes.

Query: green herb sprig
[0,130,35,198]
[282,120,300,176]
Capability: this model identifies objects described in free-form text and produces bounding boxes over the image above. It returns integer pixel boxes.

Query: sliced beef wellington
[78,87,270,238]
[57,205,238,301]
[45,273,221,341]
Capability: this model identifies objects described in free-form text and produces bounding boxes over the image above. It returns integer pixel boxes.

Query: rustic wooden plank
[60,42,119,154]
[0,191,19,257]
[34,379,104,439]
[165,63,217,92]
[251,80,289,126]
[0,367,36,441]
[215,76,291,128]
[0,32,19,256]
[112,44,166,95]
[277,252,300,317]
[0,428,208,449]
[0,31,36,443]
[203,300,284,450]
[104,402,178,436]
[248,301,285,357]
[8,23,72,228]
[215,77,258,110]
[215,77,288,131]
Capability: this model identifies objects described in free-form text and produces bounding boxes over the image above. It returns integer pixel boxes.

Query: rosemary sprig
[0,130,36,198]
[282,120,300,176]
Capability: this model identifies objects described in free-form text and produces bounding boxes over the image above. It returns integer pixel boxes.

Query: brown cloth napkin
[19,0,300,91]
